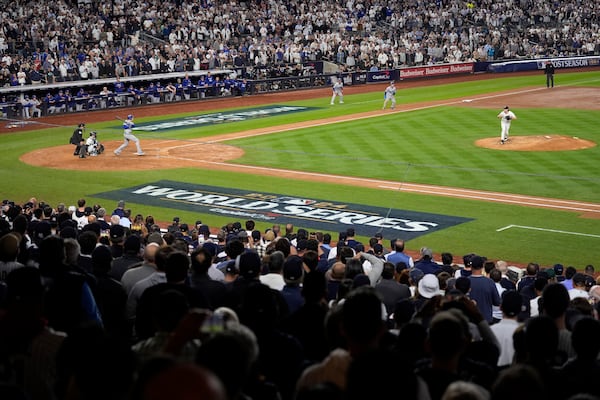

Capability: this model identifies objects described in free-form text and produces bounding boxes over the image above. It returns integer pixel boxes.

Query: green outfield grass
[2,70,600,267]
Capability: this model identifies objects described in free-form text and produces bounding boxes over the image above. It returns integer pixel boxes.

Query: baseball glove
[505,115,512,121]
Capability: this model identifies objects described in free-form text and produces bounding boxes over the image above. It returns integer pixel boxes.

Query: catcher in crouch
[497,106,517,144]
[86,131,105,156]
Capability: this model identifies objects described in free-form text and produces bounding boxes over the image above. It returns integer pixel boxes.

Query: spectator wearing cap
[375,261,411,316]
[468,255,501,324]
[553,264,565,283]
[584,264,595,277]
[413,273,441,314]
[491,290,523,367]
[223,251,263,315]
[384,238,414,269]
[408,267,425,297]
[414,247,440,275]
[521,270,549,303]
[167,217,180,234]
[295,238,309,256]
[108,224,126,258]
[568,273,588,300]
[454,254,474,279]
[189,246,227,309]
[223,262,239,283]
[216,239,245,274]
[178,223,194,247]
[109,235,143,281]
[281,255,305,314]
[259,250,285,291]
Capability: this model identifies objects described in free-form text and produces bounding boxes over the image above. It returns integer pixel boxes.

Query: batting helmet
[127,114,133,120]
[89,131,97,136]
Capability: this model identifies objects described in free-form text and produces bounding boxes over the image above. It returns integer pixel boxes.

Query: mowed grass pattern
[229,105,600,202]
[2,70,600,266]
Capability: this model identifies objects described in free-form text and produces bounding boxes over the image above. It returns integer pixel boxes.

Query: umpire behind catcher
[69,123,87,158]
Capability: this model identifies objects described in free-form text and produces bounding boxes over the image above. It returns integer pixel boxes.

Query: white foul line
[496,224,600,238]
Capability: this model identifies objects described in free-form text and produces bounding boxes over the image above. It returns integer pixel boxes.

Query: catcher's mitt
[505,115,512,121]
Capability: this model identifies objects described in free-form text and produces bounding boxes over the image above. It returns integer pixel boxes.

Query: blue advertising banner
[367,69,400,83]
[489,56,600,73]
[93,181,473,240]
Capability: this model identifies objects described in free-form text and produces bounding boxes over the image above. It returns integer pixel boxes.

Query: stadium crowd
[1,0,599,88]
[1,196,600,400]
[1,0,599,119]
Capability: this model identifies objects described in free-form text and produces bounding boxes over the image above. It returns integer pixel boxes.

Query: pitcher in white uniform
[497,106,517,144]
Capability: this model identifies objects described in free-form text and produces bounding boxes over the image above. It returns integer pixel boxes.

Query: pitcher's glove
[505,115,512,121]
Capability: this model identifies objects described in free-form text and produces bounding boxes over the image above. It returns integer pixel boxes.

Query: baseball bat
[115,116,124,121]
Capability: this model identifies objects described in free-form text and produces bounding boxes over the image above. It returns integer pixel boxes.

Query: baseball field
[3,69,600,267]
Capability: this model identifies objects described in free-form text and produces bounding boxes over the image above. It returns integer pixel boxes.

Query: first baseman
[330,78,344,105]
[497,106,517,144]
[382,81,396,110]
[114,114,145,155]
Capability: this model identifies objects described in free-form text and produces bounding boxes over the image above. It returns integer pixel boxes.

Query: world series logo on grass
[94,181,473,240]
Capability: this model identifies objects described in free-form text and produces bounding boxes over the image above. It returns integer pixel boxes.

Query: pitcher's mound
[476,135,596,151]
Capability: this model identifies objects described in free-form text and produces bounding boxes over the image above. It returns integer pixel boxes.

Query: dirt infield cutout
[476,135,596,151]
[20,140,245,171]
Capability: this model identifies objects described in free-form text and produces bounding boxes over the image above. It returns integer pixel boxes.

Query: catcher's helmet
[127,114,133,120]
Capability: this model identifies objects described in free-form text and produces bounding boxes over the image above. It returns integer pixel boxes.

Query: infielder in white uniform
[114,114,145,155]
[382,81,396,110]
[497,106,517,144]
[330,78,344,105]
